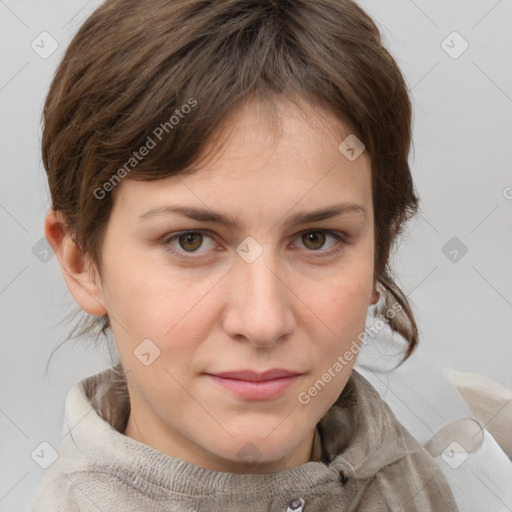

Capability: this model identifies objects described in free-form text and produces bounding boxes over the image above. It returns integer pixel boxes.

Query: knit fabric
[31,366,459,511]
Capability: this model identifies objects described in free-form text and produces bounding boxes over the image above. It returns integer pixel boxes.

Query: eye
[161,230,217,258]
[293,230,346,258]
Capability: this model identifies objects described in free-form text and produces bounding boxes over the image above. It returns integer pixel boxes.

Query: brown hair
[43,0,419,367]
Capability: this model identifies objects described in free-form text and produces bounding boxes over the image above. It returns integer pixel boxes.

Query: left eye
[295,230,342,251]
[161,229,345,258]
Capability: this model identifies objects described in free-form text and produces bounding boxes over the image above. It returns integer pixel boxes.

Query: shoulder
[357,446,460,511]
[355,372,460,511]
[30,463,82,512]
[30,461,143,512]
[321,370,460,511]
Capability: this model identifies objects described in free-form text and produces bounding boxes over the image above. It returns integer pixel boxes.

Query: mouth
[204,369,303,400]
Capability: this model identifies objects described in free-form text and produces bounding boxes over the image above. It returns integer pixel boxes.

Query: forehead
[194,95,360,167]
[112,96,372,222]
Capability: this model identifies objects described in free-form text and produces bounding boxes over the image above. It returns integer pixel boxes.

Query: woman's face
[85,97,375,472]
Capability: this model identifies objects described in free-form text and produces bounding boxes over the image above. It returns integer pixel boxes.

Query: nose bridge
[236,234,284,295]
[225,244,294,346]
[243,250,283,301]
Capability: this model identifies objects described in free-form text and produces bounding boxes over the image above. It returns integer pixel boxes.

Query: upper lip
[207,369,302,381]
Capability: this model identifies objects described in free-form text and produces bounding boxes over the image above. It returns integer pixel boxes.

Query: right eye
[160,230,218,259]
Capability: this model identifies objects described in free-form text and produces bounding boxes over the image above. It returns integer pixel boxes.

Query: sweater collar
[66,365,411,495]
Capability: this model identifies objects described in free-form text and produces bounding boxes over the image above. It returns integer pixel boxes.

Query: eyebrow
[138,202,367,229]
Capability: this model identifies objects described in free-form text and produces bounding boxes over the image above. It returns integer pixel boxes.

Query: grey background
[1,0,511,509]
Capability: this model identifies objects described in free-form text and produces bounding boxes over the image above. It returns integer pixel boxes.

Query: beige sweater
[30,366,459,511]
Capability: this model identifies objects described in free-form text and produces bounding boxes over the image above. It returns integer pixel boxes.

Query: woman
[32,0,459,510]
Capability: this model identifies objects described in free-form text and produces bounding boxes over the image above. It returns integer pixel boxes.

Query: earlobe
[369,287,380,305]
[44,209,107,316]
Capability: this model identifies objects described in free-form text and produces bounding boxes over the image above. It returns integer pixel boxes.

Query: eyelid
[160,228,348,260]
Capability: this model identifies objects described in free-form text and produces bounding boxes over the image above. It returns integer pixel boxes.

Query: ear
[369,280,380,305]
[44,209,107,316]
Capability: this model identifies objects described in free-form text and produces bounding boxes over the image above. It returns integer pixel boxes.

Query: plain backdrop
[1,0,511,510]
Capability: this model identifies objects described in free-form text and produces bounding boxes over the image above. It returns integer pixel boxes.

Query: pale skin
[45,96,379,474]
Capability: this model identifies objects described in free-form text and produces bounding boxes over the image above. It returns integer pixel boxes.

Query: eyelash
[160,229,347,260]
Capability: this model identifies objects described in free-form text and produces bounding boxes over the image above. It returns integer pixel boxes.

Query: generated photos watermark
[297,301,402,405]
[93,97,197,200]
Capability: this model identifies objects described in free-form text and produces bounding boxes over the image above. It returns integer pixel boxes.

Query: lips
[210,369,301,381]
[205,369,303,400]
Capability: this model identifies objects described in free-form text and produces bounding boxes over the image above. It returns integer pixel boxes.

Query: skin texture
[45,96,378,473]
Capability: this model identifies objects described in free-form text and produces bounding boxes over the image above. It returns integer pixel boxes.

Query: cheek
[298,264,373,363]
[300,264,373,324]
[296,276,371,413]
[317,287,369,358]
[102,255,220,352]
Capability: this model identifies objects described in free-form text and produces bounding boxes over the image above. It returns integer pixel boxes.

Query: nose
[221,251,295,348]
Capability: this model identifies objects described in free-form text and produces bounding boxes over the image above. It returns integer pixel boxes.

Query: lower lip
[206,374,300,400]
